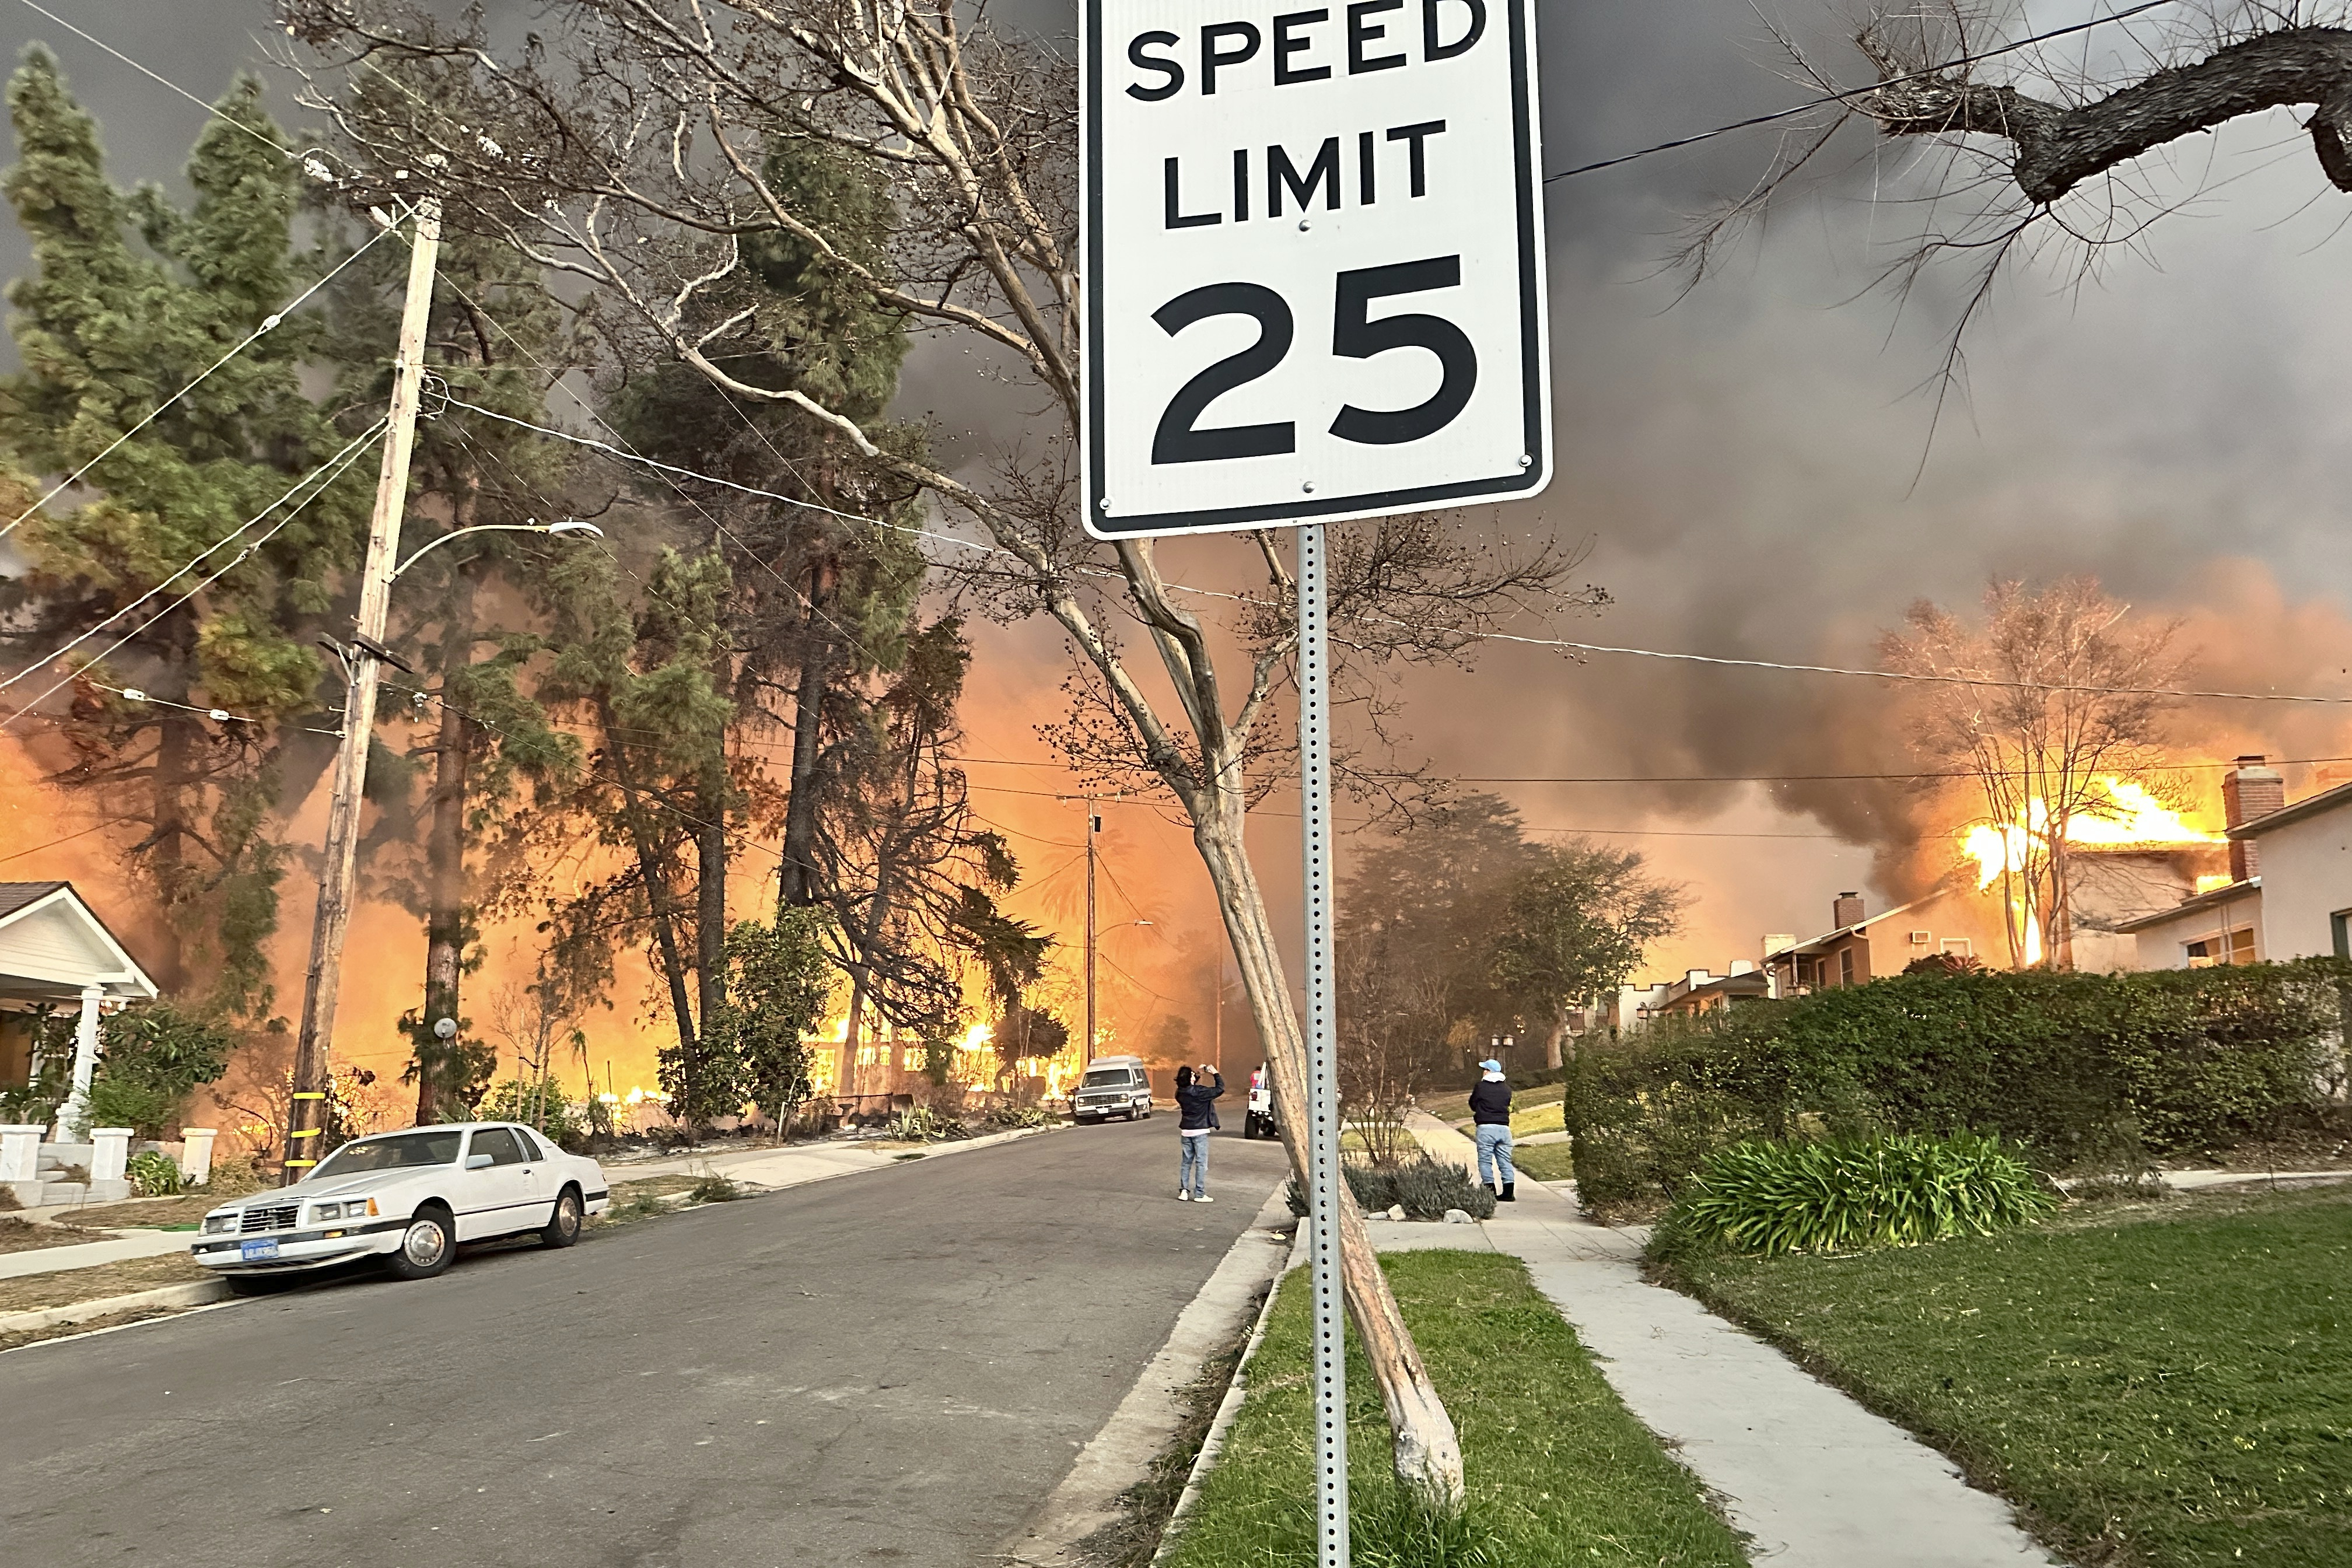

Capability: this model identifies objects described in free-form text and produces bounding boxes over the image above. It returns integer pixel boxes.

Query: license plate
[239,1238,279,1262]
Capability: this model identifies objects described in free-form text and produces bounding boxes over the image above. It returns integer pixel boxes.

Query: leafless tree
[1880,578,2184,969]
[1682,2,2352,421]
[276,0,1606,1506]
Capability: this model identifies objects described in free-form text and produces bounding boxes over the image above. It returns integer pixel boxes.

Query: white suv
[191,1122,611,1289]
[1072,1056,1154,1124]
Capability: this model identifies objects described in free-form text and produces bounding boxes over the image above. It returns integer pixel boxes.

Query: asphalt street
[0,1119,1290,1567]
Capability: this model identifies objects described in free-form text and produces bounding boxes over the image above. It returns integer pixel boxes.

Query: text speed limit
[1082,0,1549,538]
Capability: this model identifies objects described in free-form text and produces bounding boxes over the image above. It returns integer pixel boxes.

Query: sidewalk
[1,1228,194,1282]
[1390,1110,2056,1567]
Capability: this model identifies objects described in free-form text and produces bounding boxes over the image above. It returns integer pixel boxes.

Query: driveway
[0,1119,1289,1567]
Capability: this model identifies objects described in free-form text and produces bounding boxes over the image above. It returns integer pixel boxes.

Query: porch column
[178,1128,217,1186]
[51,985,104,1140]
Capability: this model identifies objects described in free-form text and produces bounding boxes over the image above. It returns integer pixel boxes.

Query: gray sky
[5,0,2348,976]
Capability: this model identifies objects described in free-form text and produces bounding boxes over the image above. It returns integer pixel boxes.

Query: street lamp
[392,517,603,580]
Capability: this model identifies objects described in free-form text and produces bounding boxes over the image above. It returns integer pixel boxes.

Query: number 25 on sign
[1082,0,1550,540]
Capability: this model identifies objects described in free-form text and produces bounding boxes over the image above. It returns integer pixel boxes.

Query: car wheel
[384,1205,456,1280]
[224,1273,288,1297]
[539,1185,584,1248]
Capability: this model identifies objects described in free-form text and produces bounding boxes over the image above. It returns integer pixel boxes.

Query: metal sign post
[1078,6,1551,1559]
[1296,522,1348,1566]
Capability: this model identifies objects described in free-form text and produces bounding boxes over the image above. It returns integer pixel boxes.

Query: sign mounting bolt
[1518,454,1532,468]
[1302,481,1315,494]
[1298,218,1311,232]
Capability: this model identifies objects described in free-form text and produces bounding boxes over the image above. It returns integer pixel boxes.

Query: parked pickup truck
[191,1122,610,1290]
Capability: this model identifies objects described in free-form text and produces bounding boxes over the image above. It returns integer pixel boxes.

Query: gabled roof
[1764,890,1947,960]
[0,881,68,922]
[2112,878,2261,935]
[2230,778,2352,839]
[0,881,159,1000]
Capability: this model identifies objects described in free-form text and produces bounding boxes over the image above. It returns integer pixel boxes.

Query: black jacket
[1176,1072,1224,1130]
[1469,1079,1511,1126]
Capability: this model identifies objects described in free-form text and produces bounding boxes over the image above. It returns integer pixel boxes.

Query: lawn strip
[1162,1249,1749,1567]
[1660,1185,2352,1568]
[1508,1143,1577,1184]
[0,1216,117,1253]
[0,1253,211,1315]
[64,1196,226,1227]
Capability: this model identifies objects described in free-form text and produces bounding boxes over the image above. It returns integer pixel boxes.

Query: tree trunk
[696,766,728,1056]
[597,695,699,1064]
[778,555,837,911]
[1191,796,1465,1514]
[1544,1015,1567,1071]
[417,564,477,1124]
[143,608,197,993]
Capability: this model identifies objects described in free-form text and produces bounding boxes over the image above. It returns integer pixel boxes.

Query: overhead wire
[0,421,387,729]
[1541,0,2180,184]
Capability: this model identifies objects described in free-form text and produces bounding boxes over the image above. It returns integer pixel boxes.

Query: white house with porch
[0,881,165,1206]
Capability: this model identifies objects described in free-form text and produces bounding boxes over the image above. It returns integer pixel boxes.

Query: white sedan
[191,1122,611,1288]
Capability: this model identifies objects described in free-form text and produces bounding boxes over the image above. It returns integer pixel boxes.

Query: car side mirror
[466,1153,494,1170]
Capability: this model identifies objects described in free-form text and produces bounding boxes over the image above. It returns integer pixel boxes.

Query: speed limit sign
[1082,0,1549,539]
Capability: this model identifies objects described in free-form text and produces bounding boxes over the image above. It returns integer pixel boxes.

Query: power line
[0,423,387,729]
[0,815,128,867]
[1541,0,2179,184]
[12,0,306,162]
[0,215,405,544]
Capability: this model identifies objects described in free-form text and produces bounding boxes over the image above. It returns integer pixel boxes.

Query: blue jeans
[1475,1124,1516,1187]
[1180,1132,1210,1196]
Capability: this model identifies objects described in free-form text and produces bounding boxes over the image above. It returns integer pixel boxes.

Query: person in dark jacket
[1174,1063,1224,1202]
[1468,1057,1516,1202]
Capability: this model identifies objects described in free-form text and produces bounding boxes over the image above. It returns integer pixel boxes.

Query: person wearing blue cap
[1468,1058,1516,1202]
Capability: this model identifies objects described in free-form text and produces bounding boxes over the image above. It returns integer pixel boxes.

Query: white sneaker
[1195,1194,1214,1203]
[1177,1191,1191,1200]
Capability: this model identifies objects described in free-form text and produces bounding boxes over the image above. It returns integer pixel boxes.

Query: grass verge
[1161,1250,1749,1567]
[0,1216,116,1253]
[1421,1080,1566,1128]
[1508,1142,1578,1184]
[0,1253,210,1315]
[1660,1184,2352,1568]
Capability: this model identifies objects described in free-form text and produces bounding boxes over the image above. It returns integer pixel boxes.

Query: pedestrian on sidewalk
[1469,1058,1516,1202]
[1174,1063,1223,1202]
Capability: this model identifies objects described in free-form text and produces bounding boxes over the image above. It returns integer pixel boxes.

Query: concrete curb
[1150,1219,1308,1564]
[1005,1184,1293,1568]
[0,1278,230,1336]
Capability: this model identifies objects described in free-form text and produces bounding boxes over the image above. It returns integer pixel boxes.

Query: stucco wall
[2131,888,2264,971]
[2250,804,2352,959]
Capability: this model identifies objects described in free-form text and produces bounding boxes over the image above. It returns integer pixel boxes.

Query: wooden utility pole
[1084,804,1098,1065]
[283,200,442,1182]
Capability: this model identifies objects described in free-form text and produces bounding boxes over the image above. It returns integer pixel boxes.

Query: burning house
[2119,757,2352,969]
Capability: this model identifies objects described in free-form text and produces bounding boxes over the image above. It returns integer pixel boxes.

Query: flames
[1958,776,2221,965]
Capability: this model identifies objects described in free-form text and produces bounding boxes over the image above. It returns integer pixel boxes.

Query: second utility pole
[1084,803,1099,1066]
[283,200,442,1182]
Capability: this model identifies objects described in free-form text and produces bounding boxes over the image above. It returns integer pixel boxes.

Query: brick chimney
[2222,755,2285,883]
[1832,891,1865,929]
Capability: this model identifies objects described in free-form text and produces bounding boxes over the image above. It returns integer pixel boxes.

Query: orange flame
[1958,777,2221,965]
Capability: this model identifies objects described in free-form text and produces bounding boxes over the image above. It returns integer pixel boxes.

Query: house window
[2185,928,2257,968]
[2333,910,2350,961]
[1838,949,1855,986]
[1908,930,1932,947]
[1940,938,1973,957]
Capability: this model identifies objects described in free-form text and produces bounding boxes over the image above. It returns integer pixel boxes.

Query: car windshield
[311,1129,463,1180]
[1082,1069,1132,1088]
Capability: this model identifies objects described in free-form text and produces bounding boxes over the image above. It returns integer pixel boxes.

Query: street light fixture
[391,517,604,580]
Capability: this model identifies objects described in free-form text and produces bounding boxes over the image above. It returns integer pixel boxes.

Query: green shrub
[982,1104,1057,1130]
[1655,1132,2057,1257]
[1286,1155,1497,1221]
[890,1105,968,1142]
[1567,959,2351,1210]
[477,1079,586,1146]
[85,1002,236,1137]
[125,1149,184,1196]
[685,1171,741,1204]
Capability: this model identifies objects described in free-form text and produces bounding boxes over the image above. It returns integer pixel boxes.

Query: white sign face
[1082,0,1548,539]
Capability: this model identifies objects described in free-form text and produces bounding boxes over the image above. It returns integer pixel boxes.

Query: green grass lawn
[1662,1185,2352,1568]
[1508,1142,1578,1184]
[1420,1080,1566,1127]
[1163,1250,1748,1567]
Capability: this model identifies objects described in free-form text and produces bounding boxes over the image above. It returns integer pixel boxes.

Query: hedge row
[1564,959,2352,1213]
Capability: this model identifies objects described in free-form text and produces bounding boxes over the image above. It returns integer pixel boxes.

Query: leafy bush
[1567,959,2351,1213]
[86,1002,236,1137]
[890,1105,969,1142]
[125,1149,184,1196]
[1287,1156,1497,1221]
[981,1104,1056,1130]
[477,1079,586,1146]
[686,1171,740,1204]
[1655,1132,2058,1257]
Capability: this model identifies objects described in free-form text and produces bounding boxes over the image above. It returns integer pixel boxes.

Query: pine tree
[0,50,367,1013]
